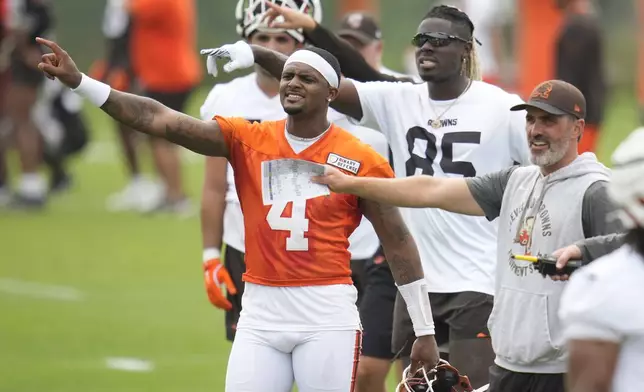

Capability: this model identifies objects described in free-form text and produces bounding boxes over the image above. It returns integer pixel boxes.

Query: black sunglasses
[411,32,481,48]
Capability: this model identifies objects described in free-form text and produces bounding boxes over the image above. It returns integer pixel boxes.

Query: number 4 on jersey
[266,200,309,251]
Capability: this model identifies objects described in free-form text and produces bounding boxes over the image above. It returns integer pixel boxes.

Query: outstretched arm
[100,90,228,157]
[304,24,413,83]
[315,167,485,215]
[36,37,228,157]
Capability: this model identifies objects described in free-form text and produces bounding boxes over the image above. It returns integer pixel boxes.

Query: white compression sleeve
[71,73,111,107]
[397,279,435,336]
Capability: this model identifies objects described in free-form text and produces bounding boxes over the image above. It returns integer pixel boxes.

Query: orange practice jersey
[215,116,394,287]
[128,0,201,92]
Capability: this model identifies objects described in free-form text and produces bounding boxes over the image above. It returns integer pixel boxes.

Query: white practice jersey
[200,72,389,259]
[329,110,389,260]
[200,73,285,253]
[559,245,644,392]
[354,80,531,294]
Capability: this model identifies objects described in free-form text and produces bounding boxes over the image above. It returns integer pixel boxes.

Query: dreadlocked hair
[424,5,482,81]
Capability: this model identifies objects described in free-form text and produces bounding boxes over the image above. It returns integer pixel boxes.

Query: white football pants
[225,329,362,392]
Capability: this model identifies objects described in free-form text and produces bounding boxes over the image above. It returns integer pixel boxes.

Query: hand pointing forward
[35,37,82,89]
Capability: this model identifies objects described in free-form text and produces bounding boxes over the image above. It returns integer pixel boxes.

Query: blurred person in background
[0,0,9,205]
[3,0,53,208]
[92,0,161,212]
[336,12,405,78]
[126,0,201,214]
[33,75,88,193]
[555,0,606,154]
[458,0,513,87]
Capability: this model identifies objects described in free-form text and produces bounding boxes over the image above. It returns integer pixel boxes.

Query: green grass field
[0,85,640,392]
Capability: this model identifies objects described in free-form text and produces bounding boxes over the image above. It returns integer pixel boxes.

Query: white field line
[105,357,155,372]
[0,278,84,301]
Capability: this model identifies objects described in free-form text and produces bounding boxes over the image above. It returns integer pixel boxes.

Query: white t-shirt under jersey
[200,73,285,253]
[200,72,389,259]
[354,79,531,294]
[559,245,644,392]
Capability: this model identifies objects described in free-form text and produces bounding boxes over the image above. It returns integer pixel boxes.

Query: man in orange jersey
[127,0,202,214]
[36,36,440,392]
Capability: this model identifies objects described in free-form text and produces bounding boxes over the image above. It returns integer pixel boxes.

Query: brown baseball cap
[510,80,587,119]
[337,12,382,45]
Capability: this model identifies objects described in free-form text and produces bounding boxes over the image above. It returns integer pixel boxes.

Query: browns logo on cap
[511,80,586,119]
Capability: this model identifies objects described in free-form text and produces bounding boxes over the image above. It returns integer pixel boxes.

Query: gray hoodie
[466,153,620,373]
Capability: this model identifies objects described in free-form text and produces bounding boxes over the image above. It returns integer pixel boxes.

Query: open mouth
[417,57,437,70]
[285,92,304,103]
[530,140,549,151]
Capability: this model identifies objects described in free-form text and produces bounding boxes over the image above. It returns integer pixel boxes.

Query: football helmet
[607,127,644,229]
[396,360,480,392]
[235,0,322,43]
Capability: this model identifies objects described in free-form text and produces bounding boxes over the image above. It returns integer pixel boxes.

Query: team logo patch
[326,153,361,174]
[531,82,553,99]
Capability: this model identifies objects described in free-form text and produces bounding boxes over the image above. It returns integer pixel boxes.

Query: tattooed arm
[101,90,228,157]
[360,199,424,284]
[34,37,228,157]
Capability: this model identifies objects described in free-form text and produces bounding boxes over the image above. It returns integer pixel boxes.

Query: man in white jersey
[200,1,393,351]
[205,3,531,386]
[559,128,644,392]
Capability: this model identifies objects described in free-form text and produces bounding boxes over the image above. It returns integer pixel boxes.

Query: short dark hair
[304,46,342,88]
[423,5,475,40]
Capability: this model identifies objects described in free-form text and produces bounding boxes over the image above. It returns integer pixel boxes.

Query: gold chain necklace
[427,80,472,129]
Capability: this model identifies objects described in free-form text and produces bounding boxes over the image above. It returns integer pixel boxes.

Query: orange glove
[203,258,237,311]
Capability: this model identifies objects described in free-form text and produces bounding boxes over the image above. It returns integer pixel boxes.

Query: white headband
[284,50,339,88]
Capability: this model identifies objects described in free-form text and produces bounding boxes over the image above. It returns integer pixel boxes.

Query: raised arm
[36,37,228,157]
[304,24,413,83]
[250,44,363,120]
[314,167,485,215]
[262,1,408,84]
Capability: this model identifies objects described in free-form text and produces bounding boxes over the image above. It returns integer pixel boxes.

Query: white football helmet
[235,0,322,43]
[608,127,644,229]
